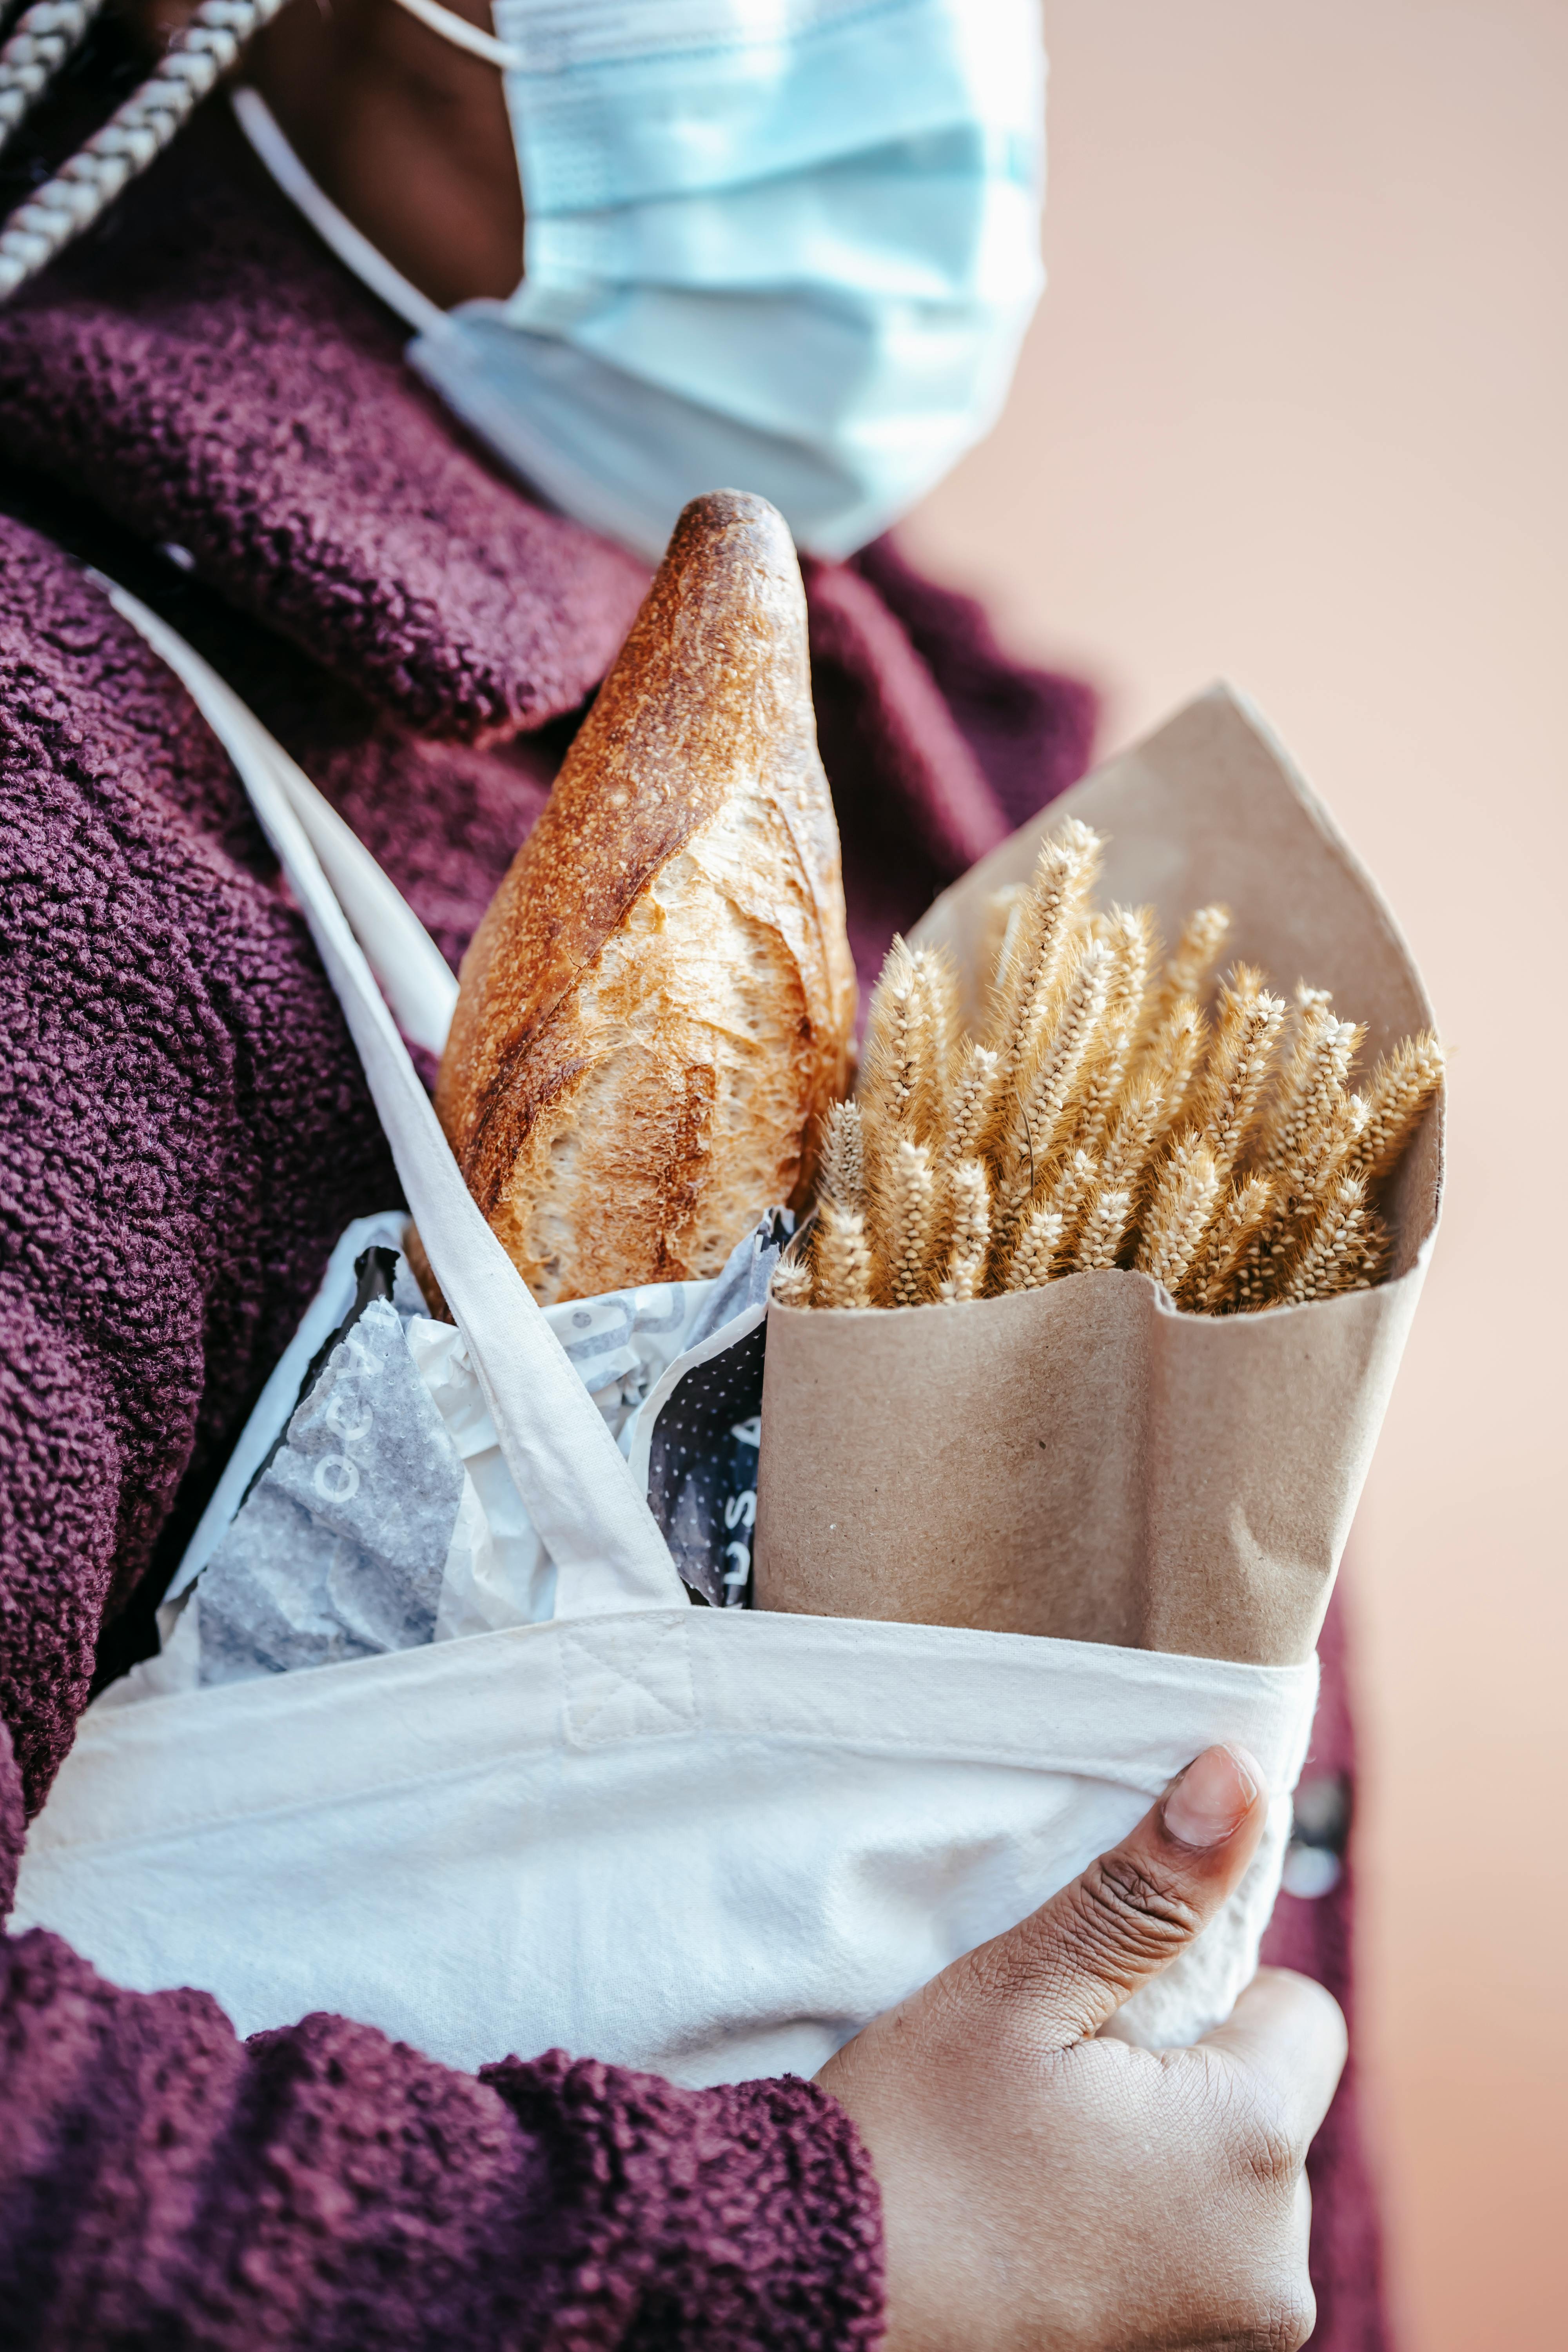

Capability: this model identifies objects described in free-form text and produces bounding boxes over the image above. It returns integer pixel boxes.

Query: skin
[145,0,524,305]
[820,1743,1345,2352]
[135,11,1349,2339]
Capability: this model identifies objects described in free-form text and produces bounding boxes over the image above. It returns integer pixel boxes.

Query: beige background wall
[906,5,1567,2346]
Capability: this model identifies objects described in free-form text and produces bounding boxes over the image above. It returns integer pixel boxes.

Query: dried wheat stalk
[989,937,1115,1265]
[1069,906,1154,1163]
[1138,903,1230,1054]
[816,1098,867,1215]
[1094,998,1205,1212]
[1275,1171,1375,1306]
[858,939,935,1145]
[1188,966,1289,1180]
[1182,1172,1274,1314]
[777,818,1441,1317]
[1004,1200,1067,1293]
[937,1158,991,1301]
[1074,1181,1136,1273]
[813,1202,874,1310]
[877,1136,942,1308]
[771,1256,814,1308]
[1137,1139,1223,1294]
[938,1039,1000,1175]
[980,820,1102,1130]
[1016,1144,1104,1281]
[1349,1033,1446,1184]
[975,884,1027,1026]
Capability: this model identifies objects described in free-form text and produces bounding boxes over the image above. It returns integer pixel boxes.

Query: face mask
[239,0,1046,564]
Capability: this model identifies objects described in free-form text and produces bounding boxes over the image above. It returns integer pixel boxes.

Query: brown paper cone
[753,685,1443,1666]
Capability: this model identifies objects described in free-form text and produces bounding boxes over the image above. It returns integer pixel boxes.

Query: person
[0,3,1373,2343]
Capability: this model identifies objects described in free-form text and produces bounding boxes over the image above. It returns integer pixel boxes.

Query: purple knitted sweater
[0,92,1383,2352]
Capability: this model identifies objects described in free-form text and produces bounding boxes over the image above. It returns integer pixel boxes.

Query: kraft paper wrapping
[753,686,1443,1665]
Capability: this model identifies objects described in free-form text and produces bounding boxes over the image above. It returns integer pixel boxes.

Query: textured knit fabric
[0,521,397,1803]
[0,111,650,746]
[0,68,1385,2352]
[0,1942,880,2349]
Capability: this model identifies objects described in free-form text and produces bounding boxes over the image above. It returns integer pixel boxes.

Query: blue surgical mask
[239,0,1046,564]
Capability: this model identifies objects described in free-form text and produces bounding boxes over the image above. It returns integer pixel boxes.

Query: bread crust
[436,491,855,1302]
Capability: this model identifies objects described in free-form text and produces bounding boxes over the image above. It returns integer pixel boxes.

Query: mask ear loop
[387,0,522,70]
[230,82,447,339]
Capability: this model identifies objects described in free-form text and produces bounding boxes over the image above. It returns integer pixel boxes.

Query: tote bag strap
[104,579,686,1616]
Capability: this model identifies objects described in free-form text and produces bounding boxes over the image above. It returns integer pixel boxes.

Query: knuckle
[962,1931,1031,2008]
[1211,2294,1315,2352]
[1251,2286,1316,2351]
[1069,1850,1204,1976]
[1240,2118,1300,2199]
[1235,2087,1305,2197]
[966,1849,1210,2026]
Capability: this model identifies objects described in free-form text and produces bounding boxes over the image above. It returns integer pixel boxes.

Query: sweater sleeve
[0,1927,884,2351]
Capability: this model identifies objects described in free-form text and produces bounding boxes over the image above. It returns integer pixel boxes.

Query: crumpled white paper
[110,1217,785,1706]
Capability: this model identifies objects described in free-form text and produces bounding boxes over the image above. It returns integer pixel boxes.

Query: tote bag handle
[105,580,685,1617]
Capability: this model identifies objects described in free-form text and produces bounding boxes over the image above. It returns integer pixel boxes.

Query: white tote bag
[11,591,1318,2086]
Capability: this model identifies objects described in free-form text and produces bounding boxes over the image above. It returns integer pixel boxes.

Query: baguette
[436,490,856,1304]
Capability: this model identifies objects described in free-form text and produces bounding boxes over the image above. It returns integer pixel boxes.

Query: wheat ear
[1276,1172,1374,1305]
[909,947,960,1138]
[1097,996,1205,1209]
[1245,1084,1369,1304]
[1348,1032,1446,1185]
[981,820,1103,1122]
[1049,1143,1103,1225]
[1050,911,1155,1265]
[990,940,1114,1265]
[1000,936,1115,1177]
[813,1203,875,1309]
[938,1039,1000,1176]
[1169,902,1233,994]
[1074,1183,1136,1272]
[771,1257,814,1308]
[1187,965,1287,1178]
[877,1137,942,1307]
[815,1098,867,1214]
[1255,992,1363,1179]
[1349,1209,1391,1293]
[1069,905,1155,1160]
[1004,1201,1067,1292]
[1252,985,1334,1165]
[977,885,1028,1011]
[858,937,932,1144]
[1062,974,1194,1279]
[1137,1140,1222,1294]
[994,1146,1100,1287]
[1182,1172,1274,1312]
[937,1158,991,1301]
[1139,903,1231,1049]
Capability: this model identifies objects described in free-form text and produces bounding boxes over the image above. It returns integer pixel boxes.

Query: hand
[817,1744,1347,2352]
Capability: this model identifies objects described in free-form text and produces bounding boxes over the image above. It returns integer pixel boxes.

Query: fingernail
[1162,1744,1262,1849]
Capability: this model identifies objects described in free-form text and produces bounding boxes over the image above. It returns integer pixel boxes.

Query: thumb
[959,1742,1269,2045]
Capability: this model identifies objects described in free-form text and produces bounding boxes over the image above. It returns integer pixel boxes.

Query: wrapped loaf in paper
[754,686,1442,1666]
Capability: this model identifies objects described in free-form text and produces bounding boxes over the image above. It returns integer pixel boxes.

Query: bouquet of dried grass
[755,688,1445,1666]
[782,822,1441,1319]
